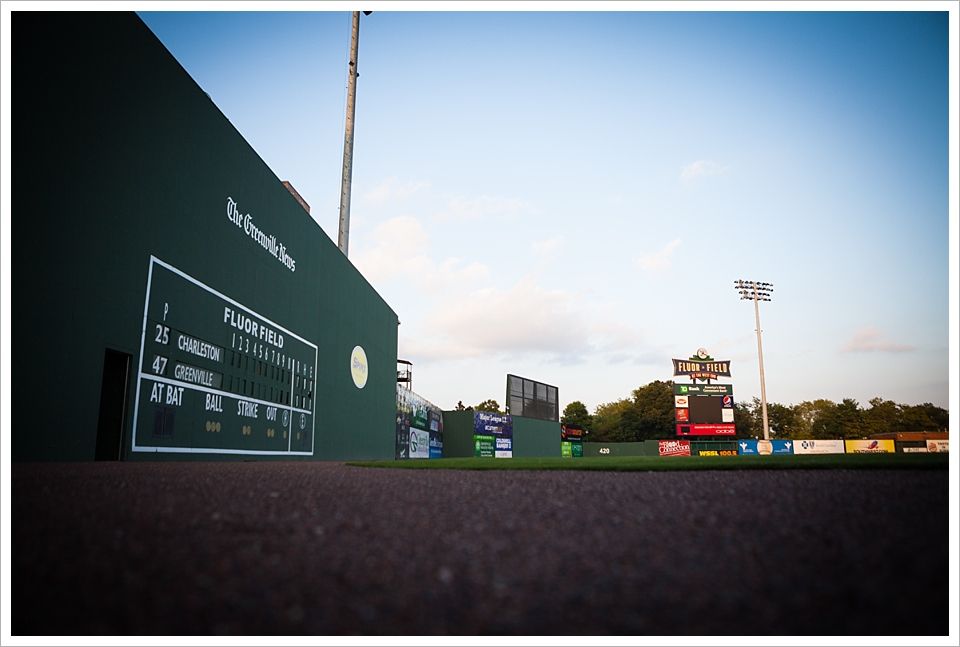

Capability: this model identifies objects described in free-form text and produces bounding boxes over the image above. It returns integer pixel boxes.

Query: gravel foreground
[11,462,949,636]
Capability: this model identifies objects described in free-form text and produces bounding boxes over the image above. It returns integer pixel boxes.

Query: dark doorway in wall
[95,349,131,460]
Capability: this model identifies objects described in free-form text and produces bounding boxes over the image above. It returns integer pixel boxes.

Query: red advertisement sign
[676,423,736,436]
[659,440,691,456]
[675,408,689,422]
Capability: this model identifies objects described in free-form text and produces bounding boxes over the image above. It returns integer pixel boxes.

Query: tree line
[454,399,502,413]
[559,380,949,443]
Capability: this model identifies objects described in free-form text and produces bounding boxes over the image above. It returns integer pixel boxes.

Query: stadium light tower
[735,280,773,441]
[337,11,372,257]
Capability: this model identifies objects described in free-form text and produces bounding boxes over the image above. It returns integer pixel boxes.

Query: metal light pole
[735,280,773,441]
[338,11,370,257]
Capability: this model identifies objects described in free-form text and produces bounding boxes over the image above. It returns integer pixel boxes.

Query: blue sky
[140,7,953,413]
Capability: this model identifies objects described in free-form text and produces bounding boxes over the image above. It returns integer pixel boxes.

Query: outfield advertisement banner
[473,411,513,458]
[561,441,572,457]
[396,385,444,459]
[474,411,513,437]
[738,439,795,455]
[474,435,495,458]
[926,439,949,453]
[901,446,928,453]
[429,435,443,458]
[428,410,443,458]
[793,439,845,455]
[698,449,738,456]
[844,439,895,454]
[659,440,691,457]
[409,428,430,459]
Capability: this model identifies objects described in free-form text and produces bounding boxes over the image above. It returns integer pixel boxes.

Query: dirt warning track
[11,462,948,635]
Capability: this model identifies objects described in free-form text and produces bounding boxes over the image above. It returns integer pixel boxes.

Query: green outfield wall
[512,417,561,457]
[12,12,398,461]
[439,412,479,458]
[583,442,658,457]
[442,411,562,458]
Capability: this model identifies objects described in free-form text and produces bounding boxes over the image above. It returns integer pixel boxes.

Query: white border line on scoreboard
[311,344,317,456]
[139,374,313,416]
[132,256,318,456]
[130,257,155,454]
[135,446,314,456]
[151,255,317,349]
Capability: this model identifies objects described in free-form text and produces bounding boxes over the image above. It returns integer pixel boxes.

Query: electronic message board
[132,257,317,455]
[689,395,723,423]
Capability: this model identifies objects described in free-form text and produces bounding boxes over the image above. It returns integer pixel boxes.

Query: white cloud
[636,238,682,272]
[412,278,590,361]
[361,177,430,205]
[532,236,563,258]
[681,159,727,181]
[840,327,915,353]
[587,320,665,366]
[352,216,489,294]
[589,320,642,352]
[435,195,533,221]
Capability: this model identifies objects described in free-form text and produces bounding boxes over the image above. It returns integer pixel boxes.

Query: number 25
[155,324,170,345]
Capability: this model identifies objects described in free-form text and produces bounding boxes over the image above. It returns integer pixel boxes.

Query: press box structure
[12,13,399,461]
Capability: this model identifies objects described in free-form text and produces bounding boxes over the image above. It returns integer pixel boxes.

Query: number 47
[152,355,168,375]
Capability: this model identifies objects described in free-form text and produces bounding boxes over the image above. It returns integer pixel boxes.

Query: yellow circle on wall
[350,345,368,389]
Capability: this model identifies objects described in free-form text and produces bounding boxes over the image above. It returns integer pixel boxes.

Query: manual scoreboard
[132,257,317,455]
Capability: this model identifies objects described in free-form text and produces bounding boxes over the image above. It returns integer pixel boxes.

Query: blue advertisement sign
[429,431,443,459]
[773,440,794,454]
[738,439,795,455]
[474,411,513,437]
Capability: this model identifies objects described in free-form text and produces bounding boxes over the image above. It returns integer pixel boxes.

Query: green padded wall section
[512,417,561,458]
[582,442,657,457]
[439,411,476,458]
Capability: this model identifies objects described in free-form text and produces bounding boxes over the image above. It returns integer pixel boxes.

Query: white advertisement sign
[409,428,430,459]
[721,408,734,423]
[926,439,949,453]
[793,439,846,455]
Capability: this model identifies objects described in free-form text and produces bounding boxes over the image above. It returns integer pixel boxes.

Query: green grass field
[348,453,949,471]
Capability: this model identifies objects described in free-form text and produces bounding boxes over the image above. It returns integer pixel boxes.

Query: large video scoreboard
[506,374,558,422]
[674,383,736,436]
[132,257,317,455]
